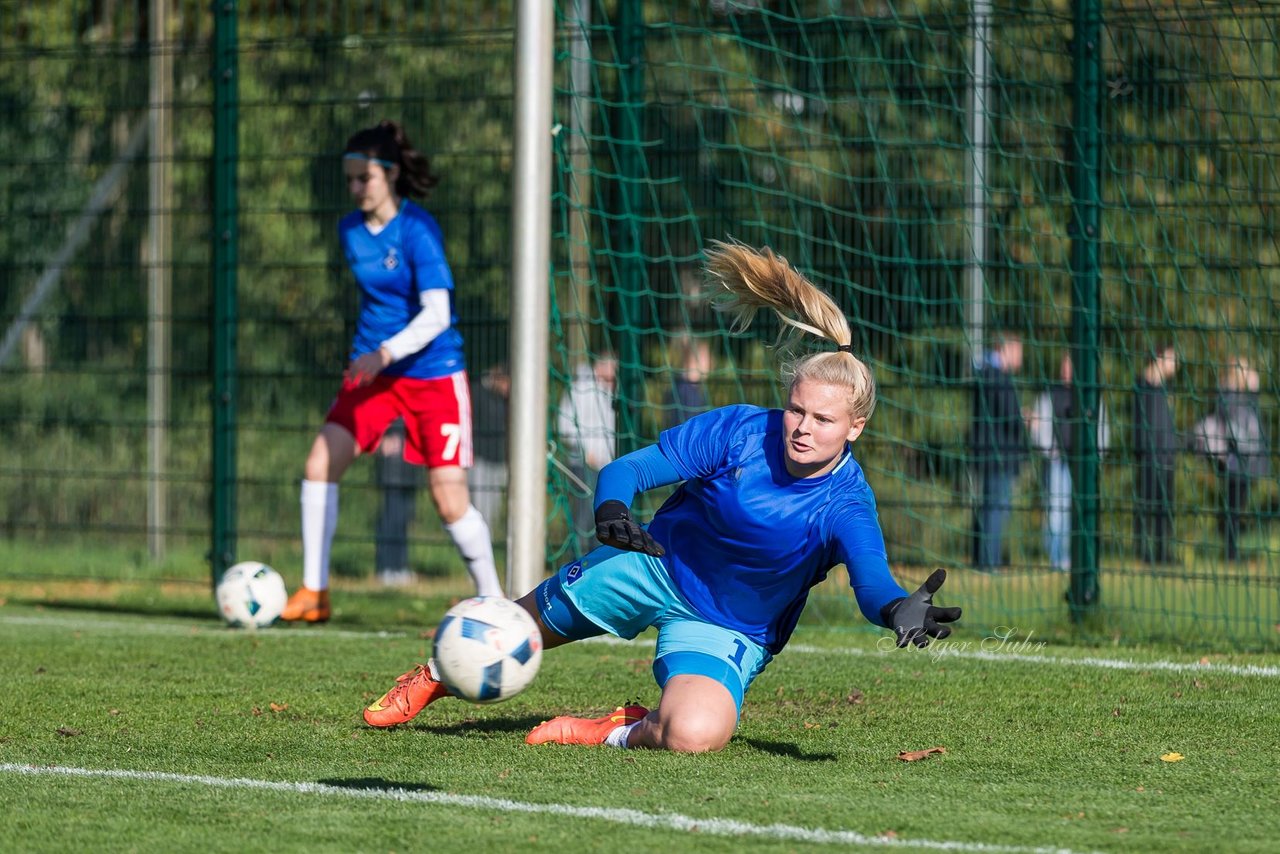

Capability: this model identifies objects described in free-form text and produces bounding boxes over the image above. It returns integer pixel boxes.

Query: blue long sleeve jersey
[338,200,464,379]
[594,404,907,654]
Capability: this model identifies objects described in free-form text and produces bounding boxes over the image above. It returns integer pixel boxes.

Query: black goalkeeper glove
[594,499,665,557]
[879,568,962,649]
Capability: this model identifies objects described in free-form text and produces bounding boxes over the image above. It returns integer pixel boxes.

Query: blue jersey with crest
[651,404,905,653]
[338,200,464,379]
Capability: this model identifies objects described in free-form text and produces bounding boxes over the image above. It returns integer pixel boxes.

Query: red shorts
[325,371,473,468]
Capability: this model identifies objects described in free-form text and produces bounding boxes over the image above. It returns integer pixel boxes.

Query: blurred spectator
[1029,353,1110,572]
[664,337,713,429]
[1132,343,1178,564]
[557,357,618,554]
[1192,357,1269,561]
[970,333,1028,571]
[468,363,510,534]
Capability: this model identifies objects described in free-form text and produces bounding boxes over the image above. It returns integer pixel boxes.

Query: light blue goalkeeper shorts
[533,545,772,713]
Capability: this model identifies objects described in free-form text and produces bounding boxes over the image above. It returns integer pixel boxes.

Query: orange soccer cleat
[525,704,649,746]
[280,587,331,623]
[363,664,450,728]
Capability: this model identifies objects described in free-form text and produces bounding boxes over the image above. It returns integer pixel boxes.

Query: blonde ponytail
[706,240,876,421]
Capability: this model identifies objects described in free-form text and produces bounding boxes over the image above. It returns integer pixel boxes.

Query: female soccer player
[362,241,960,750]
[281,120,502,623]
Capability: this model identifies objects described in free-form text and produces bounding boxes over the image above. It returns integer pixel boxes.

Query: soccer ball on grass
[432,596,542,703]
[216,561,288,628]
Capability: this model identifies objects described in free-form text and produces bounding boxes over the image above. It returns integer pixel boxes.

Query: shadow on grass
[741,738,838,762]
[390,715,547,737]
[6,595,412,631]
[316,777,440,793]
[424,717,545,737]
[6,597,217,623]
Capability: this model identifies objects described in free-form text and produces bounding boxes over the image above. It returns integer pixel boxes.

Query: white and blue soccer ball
[215,561,288,628]
[432,596,543,703]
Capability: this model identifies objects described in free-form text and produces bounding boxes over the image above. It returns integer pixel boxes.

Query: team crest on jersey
[382,248,400,270]
[565,559,585,585]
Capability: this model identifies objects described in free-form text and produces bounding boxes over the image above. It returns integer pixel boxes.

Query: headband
[343,152,397,170]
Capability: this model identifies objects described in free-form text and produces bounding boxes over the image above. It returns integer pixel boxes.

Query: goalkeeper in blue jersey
[281,120,502,624]
[364,241,961,750]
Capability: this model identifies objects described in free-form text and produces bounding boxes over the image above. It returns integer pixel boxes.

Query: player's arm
[831,505,960,647]
[593,405,747,556]
[380,287,451,362]
[355,212,455,375]
[347,289,450,385]
[592,444,682,557]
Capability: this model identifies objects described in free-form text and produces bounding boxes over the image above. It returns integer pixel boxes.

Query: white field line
[3,611,1278,678]
[584,636,1280,679]
[0,763,1095,854]
[787,642,1280,678]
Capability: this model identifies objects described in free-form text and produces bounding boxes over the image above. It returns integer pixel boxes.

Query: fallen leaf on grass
[1160,752,1184,762]
[269,702,289,713]
[846,690,865,705]
[56,727,81,737]
[897,746,945,761]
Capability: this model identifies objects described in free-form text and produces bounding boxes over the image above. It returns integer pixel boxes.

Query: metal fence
[2,1,1277,648]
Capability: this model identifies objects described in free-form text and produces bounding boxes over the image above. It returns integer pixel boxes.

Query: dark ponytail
[343,119,439,199]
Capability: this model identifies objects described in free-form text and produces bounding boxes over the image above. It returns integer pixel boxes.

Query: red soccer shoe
[525,704,649,746]
[363,664,450,727]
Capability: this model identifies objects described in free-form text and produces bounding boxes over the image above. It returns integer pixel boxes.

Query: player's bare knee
[303,452,330,483]
[653,712,733,753]
[429,473,470,523]
[306,425,356,482]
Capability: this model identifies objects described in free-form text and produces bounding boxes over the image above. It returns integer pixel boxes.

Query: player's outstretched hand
[880,568,962,649]
[594,500,665,557]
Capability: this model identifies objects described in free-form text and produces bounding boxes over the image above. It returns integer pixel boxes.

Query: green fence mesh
[0,0,516,581]
[546,0,1279,648]
[1,1,1277,648]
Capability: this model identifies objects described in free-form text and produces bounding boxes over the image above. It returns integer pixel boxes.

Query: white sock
[301,479,339,591]
[427,659,442,681]
[445,505,503,598]
[604,721,638,749]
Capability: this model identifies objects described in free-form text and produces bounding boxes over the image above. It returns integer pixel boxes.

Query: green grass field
[2,575,1278,853]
